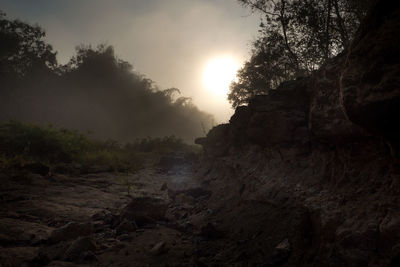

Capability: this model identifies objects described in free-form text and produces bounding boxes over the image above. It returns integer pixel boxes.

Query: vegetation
[0,11,213,142]
[229,0,374,107]
[0,121,199,172]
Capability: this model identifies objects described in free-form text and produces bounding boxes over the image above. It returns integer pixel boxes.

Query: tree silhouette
[0,12,213,142]
[229,0,373,108]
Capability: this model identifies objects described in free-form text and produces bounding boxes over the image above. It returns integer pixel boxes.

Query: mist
[1,0,260,123]
[0,14,214,142]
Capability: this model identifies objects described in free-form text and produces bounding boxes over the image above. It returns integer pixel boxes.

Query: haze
[1,0,260,122]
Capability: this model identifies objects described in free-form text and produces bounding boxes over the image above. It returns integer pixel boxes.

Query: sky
[1,0,260,122]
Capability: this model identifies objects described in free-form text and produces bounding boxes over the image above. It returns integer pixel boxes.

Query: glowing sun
[203,56,240,97]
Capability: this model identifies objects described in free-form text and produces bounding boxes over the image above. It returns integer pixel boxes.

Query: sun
[203,56,240,97]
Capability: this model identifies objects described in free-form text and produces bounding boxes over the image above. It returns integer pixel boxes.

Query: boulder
[115,219,137,235]
[63,236,97,262]
[120,197,168,227]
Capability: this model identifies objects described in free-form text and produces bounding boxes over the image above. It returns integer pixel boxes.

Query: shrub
[0,121,140,171]
[0,121,199,173]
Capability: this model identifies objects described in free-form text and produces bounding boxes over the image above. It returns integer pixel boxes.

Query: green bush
[0,121,199,172]
[0,121,140,171]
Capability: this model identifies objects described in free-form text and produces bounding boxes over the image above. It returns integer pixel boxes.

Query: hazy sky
[1,0,260,122]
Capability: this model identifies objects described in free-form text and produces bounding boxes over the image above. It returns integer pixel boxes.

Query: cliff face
[196,1,400,266]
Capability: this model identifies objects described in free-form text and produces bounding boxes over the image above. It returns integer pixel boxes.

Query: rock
[168,187,211,202]
[200,223,223,239]
[229,105,251,146]
[63,236,97,262]
[48,222,93,244]
[35,242,70,263]
[116,233,134,241]
[115,219,136,235]
[0,246,39,267]
[379,212,400,250]
[80,251,98,262]
[268,239,291,266]
[309,55,370,143]
[46,261,82,267]
[120,197,168,227]
[275,238,290,251]
[23,162,50,176]
[158,155,186,171]
[91,210,109,221]
[200,124,231,157]
[0,218,52,244]
[391,243,400,267]
[195,137,206,145]
[160,182,168,191]
[340,0,400,147]
[150,241,169,255]
[174,193,195,205]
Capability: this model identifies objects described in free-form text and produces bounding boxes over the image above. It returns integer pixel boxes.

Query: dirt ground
[0,159,229,267]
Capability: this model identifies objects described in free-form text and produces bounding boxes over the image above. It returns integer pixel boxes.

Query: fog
[1,0,260,123]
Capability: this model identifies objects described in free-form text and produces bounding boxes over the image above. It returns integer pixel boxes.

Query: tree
[228,0,373,108]
[0,11,57,77]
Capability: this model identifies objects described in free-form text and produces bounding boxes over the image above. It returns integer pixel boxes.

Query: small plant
[115,172,136,196]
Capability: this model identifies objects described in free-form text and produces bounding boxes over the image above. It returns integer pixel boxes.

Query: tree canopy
[0,11,57,77]
[228,0,373,108]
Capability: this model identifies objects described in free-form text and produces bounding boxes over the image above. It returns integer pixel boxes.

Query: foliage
[0,121,140,171]
[229,0,373,107]
[0,10,57,77]
[0,121,200,173]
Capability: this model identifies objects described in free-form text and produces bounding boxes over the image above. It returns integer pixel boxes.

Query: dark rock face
[309,55,370,143]
[201,78,312,158]
[196,1,400,266]
[340,1,400,147]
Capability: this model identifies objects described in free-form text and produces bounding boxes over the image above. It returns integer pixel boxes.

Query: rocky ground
[1,1,400,266]
[0,158,226,267]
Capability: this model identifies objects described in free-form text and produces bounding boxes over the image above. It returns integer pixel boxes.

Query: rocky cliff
[196,1,400,266]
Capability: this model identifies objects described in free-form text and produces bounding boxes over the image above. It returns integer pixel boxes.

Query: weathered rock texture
[340,1,400,148]
[196,1,400,266]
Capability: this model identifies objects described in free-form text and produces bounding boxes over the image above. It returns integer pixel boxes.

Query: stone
[309,55,369,143]
[268,239,291,266]
[340,0,400,147]
[63,236,97,262]
[120,197,168,227]
[158,155,185,171]
[200,124,231,157]
[23,162,50,176]
[115,219,136,235]
[200,223,223,239]
[48,222,93,244]
[150,241,169,256]
[160,182,168,191]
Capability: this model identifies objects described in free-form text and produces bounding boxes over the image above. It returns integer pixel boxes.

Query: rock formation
[196,1,400,265]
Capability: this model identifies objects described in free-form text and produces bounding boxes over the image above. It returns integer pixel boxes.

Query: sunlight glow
[203,56,240,97]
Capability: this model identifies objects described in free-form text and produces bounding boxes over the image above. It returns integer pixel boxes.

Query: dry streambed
[0,162,220,267]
